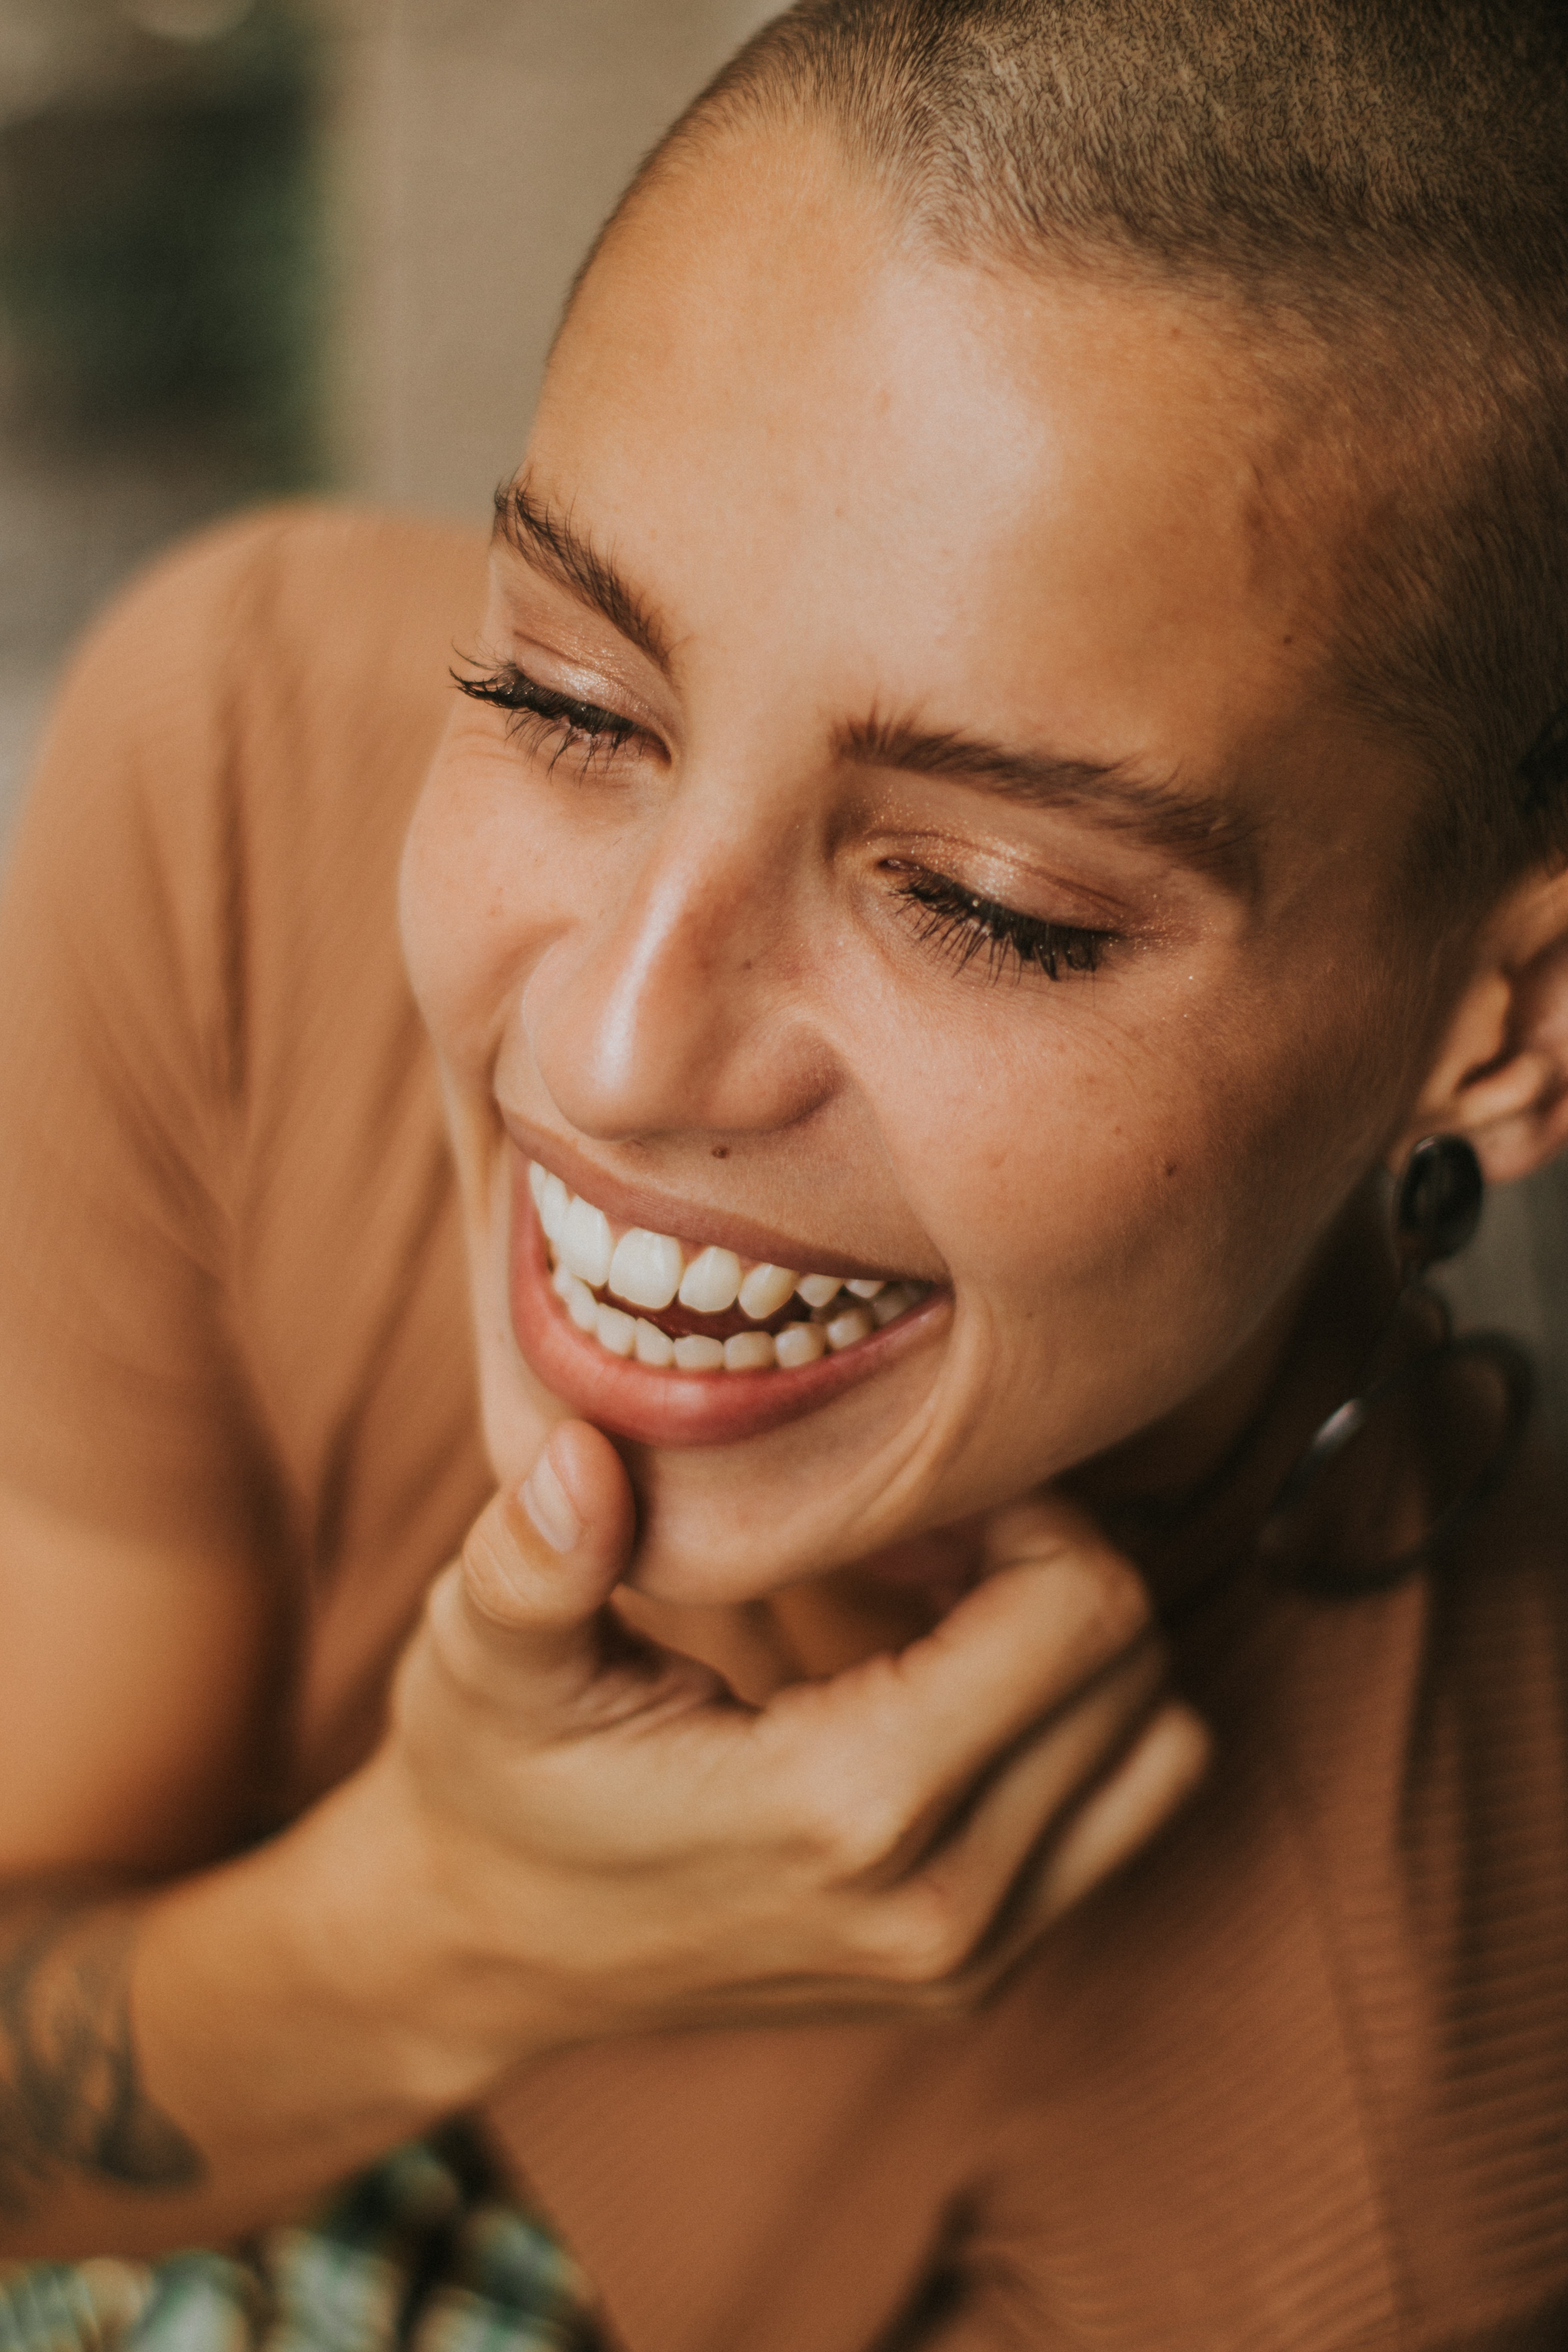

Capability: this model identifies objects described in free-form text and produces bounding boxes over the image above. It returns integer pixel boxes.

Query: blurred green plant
[0,2,320,486]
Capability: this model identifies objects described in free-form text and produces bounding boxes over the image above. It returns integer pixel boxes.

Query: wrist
[273,1746,589,2101]
[134,1759,518,2156]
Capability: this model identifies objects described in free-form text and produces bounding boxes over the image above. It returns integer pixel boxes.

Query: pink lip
[507,1163,951,1448]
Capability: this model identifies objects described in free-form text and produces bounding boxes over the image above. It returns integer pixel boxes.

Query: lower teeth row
[548,1255,924,1372]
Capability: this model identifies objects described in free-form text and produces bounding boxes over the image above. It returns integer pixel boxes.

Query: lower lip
[508,1172,950,1447]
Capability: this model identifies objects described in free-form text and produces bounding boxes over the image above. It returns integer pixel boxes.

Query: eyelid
[870,824,1136,935]
[473,605,668,712]
[452,657,653,769]
[514,644,652,723]
[490,576,672,720]
[885,860,1118,984]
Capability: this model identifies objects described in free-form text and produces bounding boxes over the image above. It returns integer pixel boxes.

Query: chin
[492,1325,974,1603]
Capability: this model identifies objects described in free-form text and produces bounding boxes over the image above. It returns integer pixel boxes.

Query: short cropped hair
[611,0,1568,909]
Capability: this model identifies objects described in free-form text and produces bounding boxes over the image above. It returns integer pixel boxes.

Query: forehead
[531,131,1347,787]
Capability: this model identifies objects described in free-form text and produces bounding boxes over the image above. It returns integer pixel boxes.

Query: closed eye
[455,665,1116,981]
[888,863,1115,981]
[453,658,642,770]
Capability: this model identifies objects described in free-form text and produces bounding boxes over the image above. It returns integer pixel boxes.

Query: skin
[403,127,1455,1611]
[5,121,1568,2266]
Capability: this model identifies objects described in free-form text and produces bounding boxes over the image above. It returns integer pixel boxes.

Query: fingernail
[521,1446,581,1553]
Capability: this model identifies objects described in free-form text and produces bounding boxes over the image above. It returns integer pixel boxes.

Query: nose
[524,807,837,1145]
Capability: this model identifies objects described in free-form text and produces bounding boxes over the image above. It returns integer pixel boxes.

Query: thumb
[433,1422,638,1716]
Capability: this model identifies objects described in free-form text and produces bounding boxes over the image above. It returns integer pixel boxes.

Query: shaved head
[587,0,1568,905]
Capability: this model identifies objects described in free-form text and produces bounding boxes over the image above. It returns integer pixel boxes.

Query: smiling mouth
[530,1160,933,1374]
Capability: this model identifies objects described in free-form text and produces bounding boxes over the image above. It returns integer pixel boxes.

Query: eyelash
[455,662,1113,983]
[455,660,639,769]
[889,866,1112,983]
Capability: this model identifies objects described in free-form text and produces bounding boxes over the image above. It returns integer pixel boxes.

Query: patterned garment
[0,2125,602,2352]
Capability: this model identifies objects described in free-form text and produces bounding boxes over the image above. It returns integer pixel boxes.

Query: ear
[1396,861,1568,1184]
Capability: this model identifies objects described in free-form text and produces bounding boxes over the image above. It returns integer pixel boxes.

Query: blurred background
[0,0,771,844]
[2,0,1566,1437]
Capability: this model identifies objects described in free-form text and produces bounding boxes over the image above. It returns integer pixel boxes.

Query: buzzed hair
[611,0,1568,910]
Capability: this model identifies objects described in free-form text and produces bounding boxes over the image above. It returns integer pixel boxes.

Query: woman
[1,1,1566,2345]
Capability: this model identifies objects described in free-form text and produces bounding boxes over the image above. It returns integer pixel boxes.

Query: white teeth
[825,1305,874,1352]
[774,1320,827,1368]
[608,1227,684,1311]
[634,1318,675,1367]
[871,1281,920,1327]
[533,1162,927,1371]
[737,1262,798,1320]
[594,1302,638,1357]
[561,1195,613,1286]
[679,1245,742,1314]
[553,1261,600,1332]
[540,1171,570,1248]
[674,1334,726,1372]
[723,1331,776,1371]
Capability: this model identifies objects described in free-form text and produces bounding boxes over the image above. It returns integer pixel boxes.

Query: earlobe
[1398,865,1568,1185]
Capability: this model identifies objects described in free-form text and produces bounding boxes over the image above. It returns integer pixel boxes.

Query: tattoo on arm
[0,1894,205,2216]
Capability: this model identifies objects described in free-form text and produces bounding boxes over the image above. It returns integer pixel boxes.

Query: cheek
[870,1004,1197,1293]
[401,747,550,1081]
[878,965,1389,1352]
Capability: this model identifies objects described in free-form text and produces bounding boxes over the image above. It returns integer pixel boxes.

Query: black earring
[1392,1132,1485,1275]
[1256,1136,1533,1598]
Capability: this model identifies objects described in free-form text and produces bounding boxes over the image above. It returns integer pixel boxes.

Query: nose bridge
[595,817,749,1094]
[527,788,830,1143]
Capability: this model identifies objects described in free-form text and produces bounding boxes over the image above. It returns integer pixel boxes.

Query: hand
[364,1423,1209,2092]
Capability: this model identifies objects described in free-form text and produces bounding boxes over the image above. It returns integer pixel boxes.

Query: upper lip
[501,1112,944,1285]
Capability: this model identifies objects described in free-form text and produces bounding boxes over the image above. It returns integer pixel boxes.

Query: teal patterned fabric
[0,2126,601,2352]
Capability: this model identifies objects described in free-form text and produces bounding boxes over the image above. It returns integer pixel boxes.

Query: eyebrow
[493,479,1259,894]
[492,478,673,672]
[838,712,1261,894]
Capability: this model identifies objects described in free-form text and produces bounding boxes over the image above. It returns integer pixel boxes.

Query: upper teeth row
[528,1162,891,1321]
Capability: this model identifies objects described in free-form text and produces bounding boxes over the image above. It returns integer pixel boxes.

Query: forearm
[0,1463,1199,2262]
[0,1773,478,2262]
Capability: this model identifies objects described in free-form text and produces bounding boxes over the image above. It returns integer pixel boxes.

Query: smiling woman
[0,3,1566,2349]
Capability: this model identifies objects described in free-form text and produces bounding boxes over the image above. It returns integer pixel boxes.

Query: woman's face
[401,130,1450,1603]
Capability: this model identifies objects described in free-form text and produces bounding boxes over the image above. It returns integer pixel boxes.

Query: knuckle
[1083,1547,1155,1643]
[854,1885,973,1987]
[805,1806,893,1881]
[460,1501,529,1625]
[785,1758,912,1882]
[1053,1547,1153,1660]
